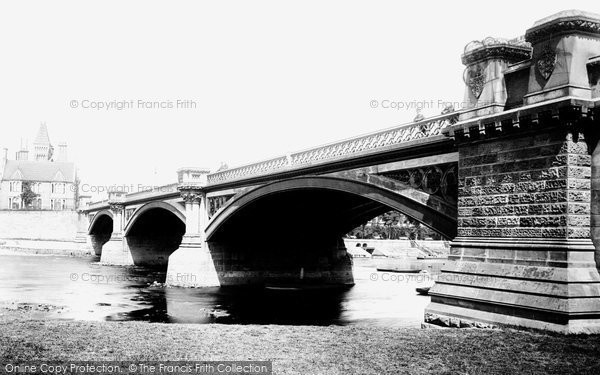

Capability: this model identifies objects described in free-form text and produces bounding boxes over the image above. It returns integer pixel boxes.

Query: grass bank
[1,310,600,374]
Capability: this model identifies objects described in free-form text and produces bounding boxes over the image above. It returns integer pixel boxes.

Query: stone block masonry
[425,101,600,333]
[456,130,591,242]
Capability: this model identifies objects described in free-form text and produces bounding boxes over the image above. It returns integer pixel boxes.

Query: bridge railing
[83,183,180,211]
[85,199,109,211]
[124,183,180,200]
[207,112,458,185]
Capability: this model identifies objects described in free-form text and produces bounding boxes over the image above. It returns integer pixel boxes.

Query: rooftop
[2,160,75,183]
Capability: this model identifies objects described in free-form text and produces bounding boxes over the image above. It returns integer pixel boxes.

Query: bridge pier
[166,169,220,287]
[426,121,600,333]
[100,195,133,266]
[89,234,109,256]
[425,11,600,333]
[100,236,133,266]
[205,236,354,286]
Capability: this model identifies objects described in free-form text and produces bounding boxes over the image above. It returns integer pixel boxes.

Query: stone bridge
[86,112,459,281]
[83,10,600,333]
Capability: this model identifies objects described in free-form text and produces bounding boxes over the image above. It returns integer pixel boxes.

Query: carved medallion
[464,65,485,99]
[536,44,556,80]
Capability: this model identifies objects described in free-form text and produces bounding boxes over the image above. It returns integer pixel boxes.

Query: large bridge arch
[88,210,114,256]
[204,176,456,286]
[124,202,186,268]
[207,176,457,241]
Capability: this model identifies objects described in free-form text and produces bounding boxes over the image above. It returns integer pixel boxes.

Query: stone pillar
[523,10,600,105]
[591,107,600,271]
[100,192,133,266]
[166,168,220,287]
[425,104,600,333]
[424,11,600,334]
[460,37,531,120]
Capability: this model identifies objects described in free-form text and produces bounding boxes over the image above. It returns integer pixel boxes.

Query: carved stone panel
[536,44,556,80]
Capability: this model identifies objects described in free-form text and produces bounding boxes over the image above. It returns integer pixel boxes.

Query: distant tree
[74,176,81,209]
[20,182,39,209]
[346,210,448,240]
[381,211,401,239]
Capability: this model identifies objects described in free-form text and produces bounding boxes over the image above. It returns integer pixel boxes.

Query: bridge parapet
[206,112,458,186]
[124,183,179,202]
[86,199,108,211]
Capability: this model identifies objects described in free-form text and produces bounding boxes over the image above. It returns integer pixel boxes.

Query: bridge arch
[88,210,114,256]
[207,176,456,241]
[204,176,456,286]
[124,201,185,236]
[88,210,113,234]
[124,202,186,268]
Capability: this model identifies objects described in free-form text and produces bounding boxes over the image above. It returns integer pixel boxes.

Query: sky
[1,0,599,198]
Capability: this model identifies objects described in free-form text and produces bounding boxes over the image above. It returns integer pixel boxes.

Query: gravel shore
[1,308,600,374]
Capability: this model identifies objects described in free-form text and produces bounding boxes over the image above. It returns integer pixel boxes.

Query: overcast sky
[1,1,599,197]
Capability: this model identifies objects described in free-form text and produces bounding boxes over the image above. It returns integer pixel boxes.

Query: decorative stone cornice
[525,10,600,45]
[178,183,204,191]
[461,37,532,65]
[445,98,600,143]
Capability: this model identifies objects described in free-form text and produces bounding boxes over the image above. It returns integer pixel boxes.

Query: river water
[0,254,431,327]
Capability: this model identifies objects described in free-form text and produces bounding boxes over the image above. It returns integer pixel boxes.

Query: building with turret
[0,123,77,210]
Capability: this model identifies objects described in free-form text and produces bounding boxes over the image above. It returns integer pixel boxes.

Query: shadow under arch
[207,176,456,241]
[204,176,457,287]
[88,210,114,256]
[124,201,186,236]
[124,203,186,269]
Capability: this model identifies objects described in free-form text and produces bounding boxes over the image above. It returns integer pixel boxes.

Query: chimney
[56,142,68,162]
[15,149,29,161]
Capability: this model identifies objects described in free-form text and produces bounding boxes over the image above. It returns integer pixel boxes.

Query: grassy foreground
[1,310,600,375]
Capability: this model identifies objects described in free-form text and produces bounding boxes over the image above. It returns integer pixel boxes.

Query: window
[8,197,20,210]
[32,198,42,210]
[51,199,66,210]
[52,183,65,194]
[9,181,20,192]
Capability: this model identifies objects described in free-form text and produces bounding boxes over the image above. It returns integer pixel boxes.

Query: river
[0,254,431,327]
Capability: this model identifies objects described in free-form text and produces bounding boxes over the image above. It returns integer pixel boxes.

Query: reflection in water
[163,286,348,325]
[0,255,430,327]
